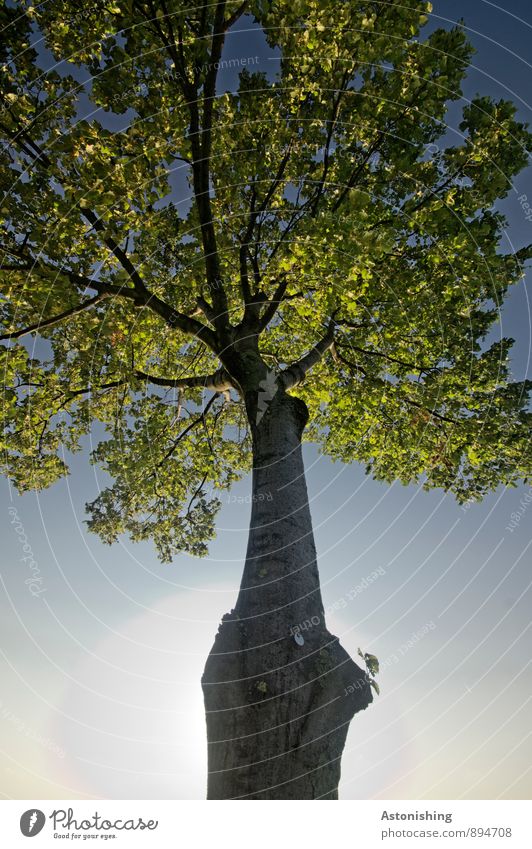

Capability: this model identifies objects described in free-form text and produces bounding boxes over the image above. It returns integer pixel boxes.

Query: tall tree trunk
[202,389,372,799]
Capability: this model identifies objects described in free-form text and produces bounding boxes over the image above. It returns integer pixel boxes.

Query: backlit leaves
[1,0,531,559]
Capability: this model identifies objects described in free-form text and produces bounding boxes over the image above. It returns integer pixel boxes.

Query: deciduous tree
[1,0,531,798]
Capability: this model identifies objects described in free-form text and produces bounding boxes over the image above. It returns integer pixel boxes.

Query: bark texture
[202,389,372,799]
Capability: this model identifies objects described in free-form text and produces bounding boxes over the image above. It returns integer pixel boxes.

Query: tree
[1,0,531,799]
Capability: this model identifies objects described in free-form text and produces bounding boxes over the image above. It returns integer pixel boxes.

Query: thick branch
[129,3,230,329]
[202,1,227,157]
[258,275,291,331]
[196,295,218,325]
[186,0,251,328]
[81,209,148,294]
[280,319,337,390]
[81,210,217,344]
[44,370,232,412]
[239,244,253,305]
[2,254,218,350]
[140,291,218,346]
[135,367,233,391]
[184,1,230,329]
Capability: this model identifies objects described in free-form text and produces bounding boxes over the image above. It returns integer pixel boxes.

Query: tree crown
[1,0,531,559]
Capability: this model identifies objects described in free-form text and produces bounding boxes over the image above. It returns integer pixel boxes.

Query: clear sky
[1,0,531,801]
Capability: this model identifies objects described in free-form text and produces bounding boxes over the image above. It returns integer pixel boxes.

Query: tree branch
[135,367,233,391]
[258,274,291,331]
[239,243,253,305]
[139,291,218,346]
[402,395,458,425]
[336,341,441,375]
[280,317,337,390]
[311,69,351,217]
[265,198,313,267]
[332,83,429,213]
[81,208,148,294]
[81,209,218,345]
[0,293,107,341]
[39,371,233,418]
[132,1,230,329]
[223,0,248,30]
[368,167,466,232]
[156,393,219,466]
[333,353,457,424]
[332,134,382,212]
[333,345,367,378]
[196,295,218,325]
[3,123,218,351]
[185,0,230,329]
[2,252,218,350]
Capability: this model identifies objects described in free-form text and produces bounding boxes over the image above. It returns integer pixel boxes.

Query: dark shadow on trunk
[202,390,372,799]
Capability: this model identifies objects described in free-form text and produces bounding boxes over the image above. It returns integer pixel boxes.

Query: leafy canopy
[1,0,531,560]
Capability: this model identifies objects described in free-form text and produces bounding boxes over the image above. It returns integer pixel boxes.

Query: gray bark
[202,389,372,799]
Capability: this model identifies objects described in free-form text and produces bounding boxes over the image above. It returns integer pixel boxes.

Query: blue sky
[1,0,531,800]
